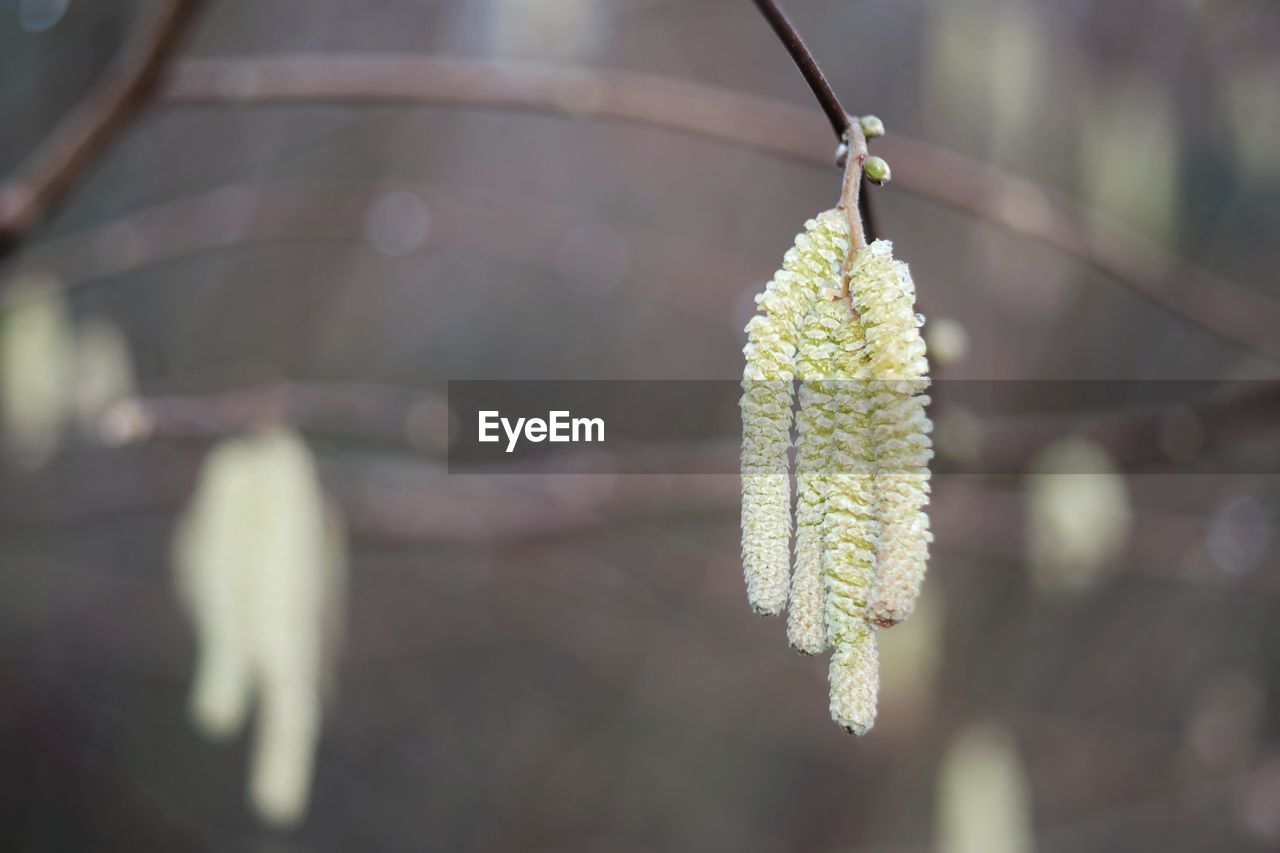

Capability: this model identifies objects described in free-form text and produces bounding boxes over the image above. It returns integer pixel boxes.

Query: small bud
[859,115,886,139]
[863,156,891,185]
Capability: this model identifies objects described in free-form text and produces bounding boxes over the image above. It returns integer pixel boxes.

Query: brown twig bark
[0,182,764,334]
[155,56,1280,360]
[3,433,1274,597]
[838,125,870,247]
[750,0,851,139]
[0,0,203,256]
[105,382,451,452]
[751,0,878,247]
[72,377,1280,478]
[11,178,1276,476]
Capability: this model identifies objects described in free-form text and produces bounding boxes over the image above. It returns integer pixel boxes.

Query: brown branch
[153,57,1280,360]
[751,0,879,247]
[103,382,451,452]
[80,378,1280,478]
[961,380,1280,476]
[838,123,869,251]
[4,439,1274,601]
[750,0,851,140]
[0,0,203,256]
[0,182,764,333]
[857,178,879,245]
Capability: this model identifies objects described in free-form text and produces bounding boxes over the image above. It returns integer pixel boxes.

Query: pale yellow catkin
[828,622,880,735]
[174,440,258,736]
[851,240,934,628]
[72,317,137,438]
[740,212,848,615]
[820,262,881,734]
[243,428,332,827]
[937,722,1034,853]
[787,295,843,654]
[0,275,73,467]
[741,215,934,735]
[173,426,346,827]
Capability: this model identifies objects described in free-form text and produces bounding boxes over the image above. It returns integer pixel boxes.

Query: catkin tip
[788,639,823,656]
[751,601,785,617]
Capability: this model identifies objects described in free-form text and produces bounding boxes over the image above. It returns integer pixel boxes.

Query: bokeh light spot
[364,191,431,257]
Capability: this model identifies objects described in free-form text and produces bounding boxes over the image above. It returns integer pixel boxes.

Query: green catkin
[244,428,331,827]
[787,289,845,654]
[828,622,880,735]
[821,276,881,734]
[850,241,934,627]
[741,212,848,615]
[174,427,345,827]
[0,275,73,467]
[175,439,257,737]
[73,317,137,438]
[789,393,828,651]
[740,215,932,735]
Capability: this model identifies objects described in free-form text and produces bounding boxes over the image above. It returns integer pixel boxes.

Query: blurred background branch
[0,0,204,254]
[2,31,1276,360]
[153,55,1280,359]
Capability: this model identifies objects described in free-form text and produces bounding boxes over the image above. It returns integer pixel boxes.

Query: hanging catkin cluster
[741,210,932,734]
[174,426,347,826]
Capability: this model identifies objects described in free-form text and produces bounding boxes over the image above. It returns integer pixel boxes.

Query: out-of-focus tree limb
[160,55,1280,360]
[103,378,1280,477]
[4,376,1274,537]
[0,0,205,255]
[105,382,451,452]
[1,442,1269,597]
[2,177,876,359]
[0,182,763,330]
[963,380,1280,475]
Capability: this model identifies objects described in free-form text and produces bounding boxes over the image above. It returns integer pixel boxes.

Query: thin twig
[838,124,869,249]
[835,122,869,307]
[0,0,203,256]
[103,382,451,452]
[751,0,875,251]
[3,430,1274,584]
[750,0,851,139]
[152,56,1280,360]
[0,182,764,333]
[74,377,1280,478]
[858,178,878,243]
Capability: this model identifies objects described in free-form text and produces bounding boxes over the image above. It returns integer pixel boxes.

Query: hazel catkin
[849,241,933,628]
[741,212,851,615]
[739,213,932,735]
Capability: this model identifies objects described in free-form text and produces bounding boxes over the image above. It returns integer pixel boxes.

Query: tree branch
[0,0,203,256]
[838,122,869,253]
[102,382,450,452]
[75,378,1280,479]
[151,56,1280,360]
[751,0,880,245]
[749,0,850,139]
[0,182,764,334]
[3,432,1273,597]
